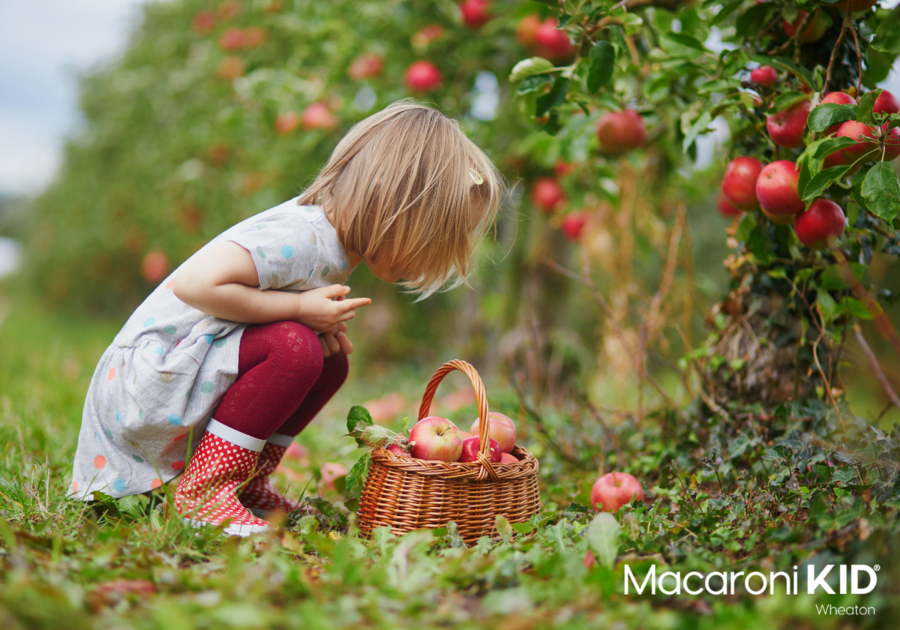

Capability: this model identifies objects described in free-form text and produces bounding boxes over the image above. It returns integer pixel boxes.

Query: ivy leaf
[586,512,620,569]
[807,103,858,133]
[587,42,615,93]
[861,161,900,222]
[509,57,555,82]
[664,32,706,52]
[536,77,570,117]
[857,89,882,124]
[802,166,851,201]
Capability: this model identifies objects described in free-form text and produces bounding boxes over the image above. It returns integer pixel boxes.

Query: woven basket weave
[356,360,541,543]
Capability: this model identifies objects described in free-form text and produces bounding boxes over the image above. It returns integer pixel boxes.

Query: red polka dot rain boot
[238,433,316,518]
[174,420,272,537]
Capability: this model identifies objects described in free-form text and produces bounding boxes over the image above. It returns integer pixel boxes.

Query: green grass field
[1,294,898,629]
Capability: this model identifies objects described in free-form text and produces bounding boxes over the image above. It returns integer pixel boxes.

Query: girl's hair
[296,100,504,297]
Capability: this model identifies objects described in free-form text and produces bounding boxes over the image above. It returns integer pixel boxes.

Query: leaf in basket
[586,512,620,569]
[359,425,395,448]
[347,405,374,446]
[345,452,370,499]
[495,515,514,543]
[400,415,411,437]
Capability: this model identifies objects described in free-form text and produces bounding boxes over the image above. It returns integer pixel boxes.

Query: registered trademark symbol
[875,565,881,571]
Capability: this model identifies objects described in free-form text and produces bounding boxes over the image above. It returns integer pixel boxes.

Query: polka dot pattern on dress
[281,245,294,258]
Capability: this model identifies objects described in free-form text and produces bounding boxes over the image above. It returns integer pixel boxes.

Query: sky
[1,1,899,198]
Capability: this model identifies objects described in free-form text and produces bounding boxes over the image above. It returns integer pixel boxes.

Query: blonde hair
[296,100,503,297]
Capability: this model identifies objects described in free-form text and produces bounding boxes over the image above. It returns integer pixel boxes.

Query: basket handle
[417,360,495,462]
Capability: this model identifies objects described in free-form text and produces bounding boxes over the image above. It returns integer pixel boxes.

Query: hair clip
[469,168,484,185]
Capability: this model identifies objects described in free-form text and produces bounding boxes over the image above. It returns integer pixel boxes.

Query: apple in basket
[499,452,518,464]
[409,416,463,462]
[387,443,408,457]
[591,472,645,513]
[459,436,502,463]
[470,412,517,453]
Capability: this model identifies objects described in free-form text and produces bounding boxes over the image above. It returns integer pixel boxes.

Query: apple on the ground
[591,472,645,512]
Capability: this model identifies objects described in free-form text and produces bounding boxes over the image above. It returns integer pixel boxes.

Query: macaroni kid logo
[624,563,880,598]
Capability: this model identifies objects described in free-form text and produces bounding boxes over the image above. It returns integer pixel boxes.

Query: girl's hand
[297,285,371,333]
[319,322,354,358]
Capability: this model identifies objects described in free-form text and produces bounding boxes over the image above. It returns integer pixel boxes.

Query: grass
[1,293,899,629]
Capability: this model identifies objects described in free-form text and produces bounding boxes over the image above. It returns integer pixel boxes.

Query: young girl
[69,101,503,536]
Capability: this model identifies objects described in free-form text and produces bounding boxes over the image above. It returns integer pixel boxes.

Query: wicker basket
[356,360,541,543]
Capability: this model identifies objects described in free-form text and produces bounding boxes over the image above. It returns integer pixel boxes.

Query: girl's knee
[266,321,324,376]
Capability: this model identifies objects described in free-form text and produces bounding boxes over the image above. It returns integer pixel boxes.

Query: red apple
[411,25,444,48]
[532,178,564,213]
[767,100,811,148]
[554,160,575,176]
[218,1,241,20]
[321,462,348,489]
[820,91,857,135]
[516,15,542,47]
[499,452,519,464]
[242,27,267,49]
[302,102,338,131]
[470,412,517,453]
[794,199,847,249]
[285,442,309,461]
[348,53,384,80]
[458,431,474,441]
[459,436,502,463]
[218,27,245,51]
[192,11,216,34]
[404,61,443,91]
[756,160,804,218]
[561,211,589,241]
[822,146,849,169]
[750,65,778,86]
[387,443,408,457]
[591,472,645,513]
[835,121,880,164]
[596,110,646,154]
[460,0,491,28]
[874,89,900,116]
[722,156,764,210]
[275,111,301,135]
[717,194,743,218]
[884,126,900,161]
[409,416,462,462]
[783,10,827,44]
[141,251,168,283]
[534,18,576,60]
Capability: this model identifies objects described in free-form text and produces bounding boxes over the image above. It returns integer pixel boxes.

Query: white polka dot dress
[69,200,356,500]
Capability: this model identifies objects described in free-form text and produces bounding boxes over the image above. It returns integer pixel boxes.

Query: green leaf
[345,452,370,498]
[862,161,900,222]
[586,512,620,569]
[770,92,809,114]
[857,89,882,124]
[748,225,773,264]
[838,296,881,319]
[587,42,615,94]
[536,77,570,117]
[711,0,744,27]
[663,32,706,52]
[516,74,553,95]
[607,26,629,60]
[807,103,858,133]
[767,267,787,279]
[347,405,374,446]
[509,57,555,82]
[872,12,900,54]
[359,425,396,449]
[817,290,838,322]
[863,46,896,87]
[495,514,513,542]
[512,521,534,535]
[810,136,859,160]
[736,212,757,242]
[682,110,712,153]
[753,55,814,89]
[802,166,851,201]
[820,263,865,290]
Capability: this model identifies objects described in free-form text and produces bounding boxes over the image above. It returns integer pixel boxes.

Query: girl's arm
[172,242,370,332]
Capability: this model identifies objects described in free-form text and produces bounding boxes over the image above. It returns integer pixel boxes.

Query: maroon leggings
[213,321,349,440]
